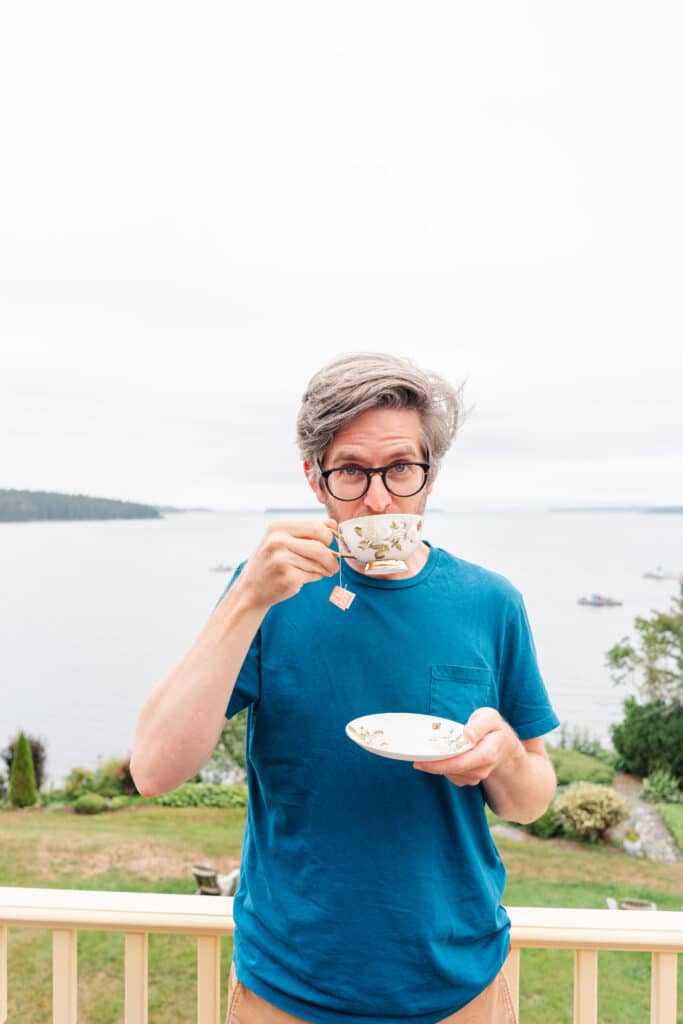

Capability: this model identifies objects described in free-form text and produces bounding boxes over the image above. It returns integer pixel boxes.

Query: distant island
[0,489,163,523]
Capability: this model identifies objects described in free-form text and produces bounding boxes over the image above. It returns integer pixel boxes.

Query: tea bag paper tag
[329,585,356,611]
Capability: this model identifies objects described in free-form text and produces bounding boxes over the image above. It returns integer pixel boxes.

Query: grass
[658,802,683,850]
[1,804,243,1023]
[2,803,683,1022]
[546,745,616,785]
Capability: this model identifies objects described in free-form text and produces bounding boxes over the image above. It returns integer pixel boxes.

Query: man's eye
[340,465,362,477]
[390,462,409,474]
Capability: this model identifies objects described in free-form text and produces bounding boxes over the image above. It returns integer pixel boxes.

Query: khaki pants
[226,965,517,1024]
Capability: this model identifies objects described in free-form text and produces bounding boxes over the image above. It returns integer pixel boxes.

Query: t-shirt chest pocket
[429,664,497,723]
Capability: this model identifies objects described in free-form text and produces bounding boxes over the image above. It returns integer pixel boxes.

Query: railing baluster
[3,894,681,1024]
[197,935,222,1024]
[125,932,149,1024]
[651,951,677,1024]
[52,928,78,1024]
[504,947,520,1020]
[0,925,7,1024]
[573,949,597,1024]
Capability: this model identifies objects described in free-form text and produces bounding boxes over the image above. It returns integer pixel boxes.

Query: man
[131,353,559,1024]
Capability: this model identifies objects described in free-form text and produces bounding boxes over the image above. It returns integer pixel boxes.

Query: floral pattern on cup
[337,514,424,563]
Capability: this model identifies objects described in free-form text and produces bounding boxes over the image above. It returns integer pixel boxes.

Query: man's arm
[129,519,338,797]
[413,707,557,825]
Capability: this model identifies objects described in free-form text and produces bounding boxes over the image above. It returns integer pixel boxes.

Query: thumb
[463,707,497,745]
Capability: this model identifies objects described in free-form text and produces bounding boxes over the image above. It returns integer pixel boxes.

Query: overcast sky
[1,2,681,511]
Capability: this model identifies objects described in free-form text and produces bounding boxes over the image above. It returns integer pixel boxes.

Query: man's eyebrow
[329,447,421,464]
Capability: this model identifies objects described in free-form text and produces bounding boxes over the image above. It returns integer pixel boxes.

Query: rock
[490,823,528,842]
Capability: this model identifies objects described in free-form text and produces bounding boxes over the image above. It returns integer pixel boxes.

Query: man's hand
[413,707,556,824]
[413,707,523,787]
[235,518,339,612]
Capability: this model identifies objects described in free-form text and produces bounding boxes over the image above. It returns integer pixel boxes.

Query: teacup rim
[338,512,423,530]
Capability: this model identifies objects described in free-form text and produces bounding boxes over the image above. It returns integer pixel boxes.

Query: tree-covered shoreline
[0,488,162,522]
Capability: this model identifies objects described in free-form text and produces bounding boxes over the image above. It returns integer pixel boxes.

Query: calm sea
[1,508,680,786]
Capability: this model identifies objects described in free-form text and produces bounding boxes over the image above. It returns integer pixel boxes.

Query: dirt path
[611,773,682,864]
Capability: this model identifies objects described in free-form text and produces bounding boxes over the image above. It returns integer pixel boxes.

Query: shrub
[109,795,136,810]
[65,768,95,800]
[611,699,683,778]
[2,733,47,790]
[74,793,107,815]
[93,757,139,797]
[9,732,39,808]
[152,783,248,808]
[42,788,68,804]
[547,747,615,785]
[527,803,564,838]
[203,711,247,783]
[45,801,67,813]
[554,783,630,842]
[117,759,139,795]
[641,767,681,804]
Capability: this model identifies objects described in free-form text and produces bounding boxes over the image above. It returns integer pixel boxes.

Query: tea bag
[329,559,356,611]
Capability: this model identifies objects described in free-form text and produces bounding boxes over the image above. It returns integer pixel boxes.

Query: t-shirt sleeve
[498,592,560,741]
[215,564,262,719]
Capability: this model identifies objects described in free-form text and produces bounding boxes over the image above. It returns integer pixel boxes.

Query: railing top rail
[0,886,234,936]
[1,889,683,951]
[509,906,683,952]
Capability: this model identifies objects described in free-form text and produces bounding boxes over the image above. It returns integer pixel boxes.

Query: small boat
[578,594,623,607]
[643,566,682,581]
[209,564,235,573]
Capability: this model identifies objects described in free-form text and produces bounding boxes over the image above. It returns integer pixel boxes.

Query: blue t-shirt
[224,546,559,1024]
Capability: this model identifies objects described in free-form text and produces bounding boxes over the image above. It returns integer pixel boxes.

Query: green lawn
[658,802,683,850]
[2,803,682,1023]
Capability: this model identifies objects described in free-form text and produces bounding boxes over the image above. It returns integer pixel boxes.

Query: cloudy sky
[1,2,681,511]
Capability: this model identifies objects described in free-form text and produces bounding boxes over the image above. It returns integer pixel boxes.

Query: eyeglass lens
[326,464,426,500]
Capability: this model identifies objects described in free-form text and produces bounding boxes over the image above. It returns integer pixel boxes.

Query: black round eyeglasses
[319,461,430,501]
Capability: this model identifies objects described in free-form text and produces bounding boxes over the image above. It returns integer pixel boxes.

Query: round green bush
[74,793,107,815]
[554,782,630,842]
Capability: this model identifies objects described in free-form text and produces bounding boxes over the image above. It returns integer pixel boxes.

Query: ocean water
[1,508,680,785]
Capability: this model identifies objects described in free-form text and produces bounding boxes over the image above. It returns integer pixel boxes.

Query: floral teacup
[337,514,424,575]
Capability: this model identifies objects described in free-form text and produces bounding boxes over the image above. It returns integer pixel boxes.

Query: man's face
[307,406,435,523]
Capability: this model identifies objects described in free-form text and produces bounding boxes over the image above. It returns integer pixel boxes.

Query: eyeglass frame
[318,460,431,501]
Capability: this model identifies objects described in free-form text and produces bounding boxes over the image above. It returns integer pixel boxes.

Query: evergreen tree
[9,732,39,807]
[2,732,47,790]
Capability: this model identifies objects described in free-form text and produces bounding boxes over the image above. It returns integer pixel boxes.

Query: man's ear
[425,466,438,497]
[304,461,326,505]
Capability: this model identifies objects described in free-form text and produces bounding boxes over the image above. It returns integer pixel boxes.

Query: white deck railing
[1,888,682,1023]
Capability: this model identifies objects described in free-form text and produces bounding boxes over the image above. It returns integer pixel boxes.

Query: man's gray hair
[296,352,462,479]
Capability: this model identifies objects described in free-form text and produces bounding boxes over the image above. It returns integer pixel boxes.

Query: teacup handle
[333,530,353,557]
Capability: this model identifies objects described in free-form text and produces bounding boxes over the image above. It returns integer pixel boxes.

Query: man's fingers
[463,706,501,745]
[288,536,339,576]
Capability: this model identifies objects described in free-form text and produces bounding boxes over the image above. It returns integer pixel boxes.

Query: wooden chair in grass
[192,863,239,896]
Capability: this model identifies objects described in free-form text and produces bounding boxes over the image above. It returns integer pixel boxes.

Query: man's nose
[363,472,393,512]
